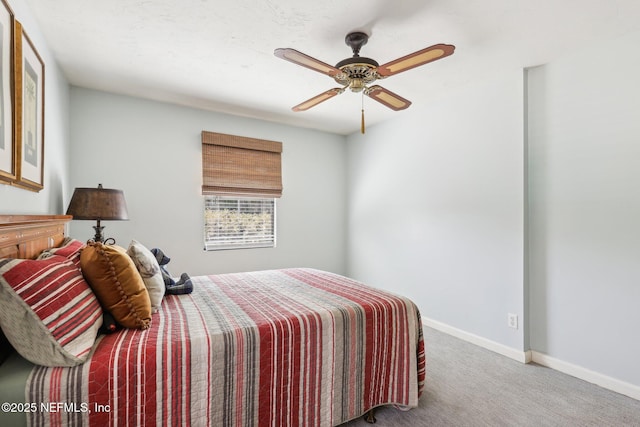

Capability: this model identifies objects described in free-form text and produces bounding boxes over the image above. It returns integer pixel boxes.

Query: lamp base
[92,224,105,243]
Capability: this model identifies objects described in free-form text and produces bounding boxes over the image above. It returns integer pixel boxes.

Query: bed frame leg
[364,409,377,424]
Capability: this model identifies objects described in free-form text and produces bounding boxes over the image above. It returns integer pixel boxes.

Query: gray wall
[0,0,70,214]
[69,88,347,277]
[527,30,640,386]
[346,69,526,351]
[347,29,640,389]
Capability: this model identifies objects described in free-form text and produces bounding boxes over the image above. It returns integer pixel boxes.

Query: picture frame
[13,20,44,192]
[0,0,15,184]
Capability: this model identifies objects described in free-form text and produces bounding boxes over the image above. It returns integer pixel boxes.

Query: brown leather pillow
[80,242,151,330]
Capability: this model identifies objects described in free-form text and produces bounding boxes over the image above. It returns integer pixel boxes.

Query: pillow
[80,242,151,330]
[127,240,165,312]
[38,237,85,268]
[0,255,103,367]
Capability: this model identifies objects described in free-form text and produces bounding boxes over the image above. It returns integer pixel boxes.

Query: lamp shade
[66,184,129,220]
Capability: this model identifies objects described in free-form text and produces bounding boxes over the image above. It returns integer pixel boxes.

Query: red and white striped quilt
[27,268,425,426]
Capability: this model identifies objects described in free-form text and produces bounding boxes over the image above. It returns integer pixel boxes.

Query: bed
[0,215,425,426]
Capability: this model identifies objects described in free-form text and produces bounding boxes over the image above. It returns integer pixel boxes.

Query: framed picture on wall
[0,0,15,184]
[14,20,44,192]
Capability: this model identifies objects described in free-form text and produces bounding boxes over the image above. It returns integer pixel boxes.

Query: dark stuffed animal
[150,248,173,287]
[150,248,193,295]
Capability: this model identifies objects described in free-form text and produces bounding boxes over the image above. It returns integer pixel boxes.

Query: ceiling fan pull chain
[361,93,365,134]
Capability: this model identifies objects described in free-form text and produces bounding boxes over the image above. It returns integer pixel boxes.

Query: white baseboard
[422,316,531,363]
[422,316,640,401]
[531,351,640,401]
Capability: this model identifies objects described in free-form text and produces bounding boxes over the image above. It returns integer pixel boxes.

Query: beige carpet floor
[341,327,640,426]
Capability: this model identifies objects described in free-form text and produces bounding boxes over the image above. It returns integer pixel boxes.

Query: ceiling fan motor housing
[334,32,381,92]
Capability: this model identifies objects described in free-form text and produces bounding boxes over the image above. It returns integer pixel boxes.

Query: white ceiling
[24,0,640,135]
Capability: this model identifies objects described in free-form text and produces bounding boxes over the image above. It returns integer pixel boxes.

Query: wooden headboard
[0,215,72,259]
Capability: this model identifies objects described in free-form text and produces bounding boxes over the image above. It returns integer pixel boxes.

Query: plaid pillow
[0,255,103,366]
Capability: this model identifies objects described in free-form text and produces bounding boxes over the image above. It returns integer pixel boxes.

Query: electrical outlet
[508,313,518,329]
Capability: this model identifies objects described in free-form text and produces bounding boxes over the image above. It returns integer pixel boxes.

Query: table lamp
[66,184,129,243]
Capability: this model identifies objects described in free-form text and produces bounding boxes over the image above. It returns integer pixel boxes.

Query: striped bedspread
[27,268,425,426]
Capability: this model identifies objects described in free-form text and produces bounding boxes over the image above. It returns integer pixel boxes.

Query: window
[204,197,276,250]
[201,131,282,250]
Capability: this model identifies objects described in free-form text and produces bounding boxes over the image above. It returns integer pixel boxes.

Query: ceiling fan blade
[365,85,412,111]
[377,43,455,77]
[292,88,345,112]
[274,48,343,78]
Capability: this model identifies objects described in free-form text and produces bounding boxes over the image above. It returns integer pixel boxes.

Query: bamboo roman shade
[201,131,283,198]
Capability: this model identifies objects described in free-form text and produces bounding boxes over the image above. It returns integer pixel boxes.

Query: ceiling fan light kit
[274,31,455,132]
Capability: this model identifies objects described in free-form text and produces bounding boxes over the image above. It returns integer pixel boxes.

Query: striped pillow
[38,237,85,268]
[0,255,103,367]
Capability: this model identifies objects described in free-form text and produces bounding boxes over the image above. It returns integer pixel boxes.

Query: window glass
[204,196,276,250]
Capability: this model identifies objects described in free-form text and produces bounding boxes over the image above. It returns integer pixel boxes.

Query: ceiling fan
[274,31,455,114]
